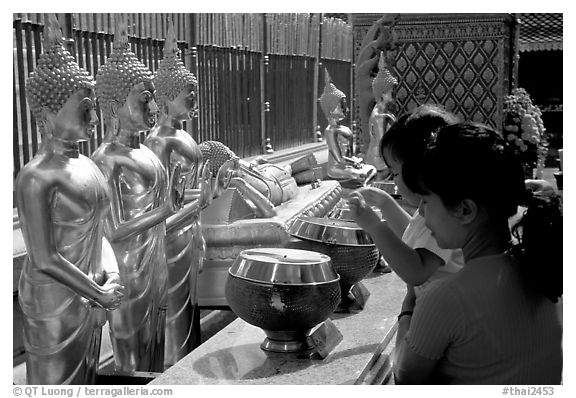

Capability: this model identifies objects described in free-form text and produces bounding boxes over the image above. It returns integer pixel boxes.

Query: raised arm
[347,191,443,285]
[102,159,182,242]
[351,186,411,237]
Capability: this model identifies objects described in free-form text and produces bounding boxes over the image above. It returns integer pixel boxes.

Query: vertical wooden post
[63,13,75,55]
[188,13,200,139]
[510,13,521,93]
[312,13,323,140]
[260,13,268,154]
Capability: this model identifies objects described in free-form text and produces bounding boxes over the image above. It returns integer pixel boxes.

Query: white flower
[520,144,528,152]
[507,134,516,141]
[505,125,519,132]
[521,114,536,132]
[528,136,540,145]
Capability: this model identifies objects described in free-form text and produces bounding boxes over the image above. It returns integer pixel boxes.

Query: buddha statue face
[166,83,197,121]
[319,69,348,124]
[46,87,99,141]
[329,97,348,123]
[116,81,159,131]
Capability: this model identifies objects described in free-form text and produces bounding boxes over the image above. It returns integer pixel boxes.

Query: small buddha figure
[92,15,183,373]
[144,20,206,367]
[319,69,376,187]
[16,14,125,384]
[366,52,397,179]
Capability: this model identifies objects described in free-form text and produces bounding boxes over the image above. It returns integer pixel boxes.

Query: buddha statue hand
[343,156,363,169]
[169,162,187,212]
[213,157,239,199]
[198,161,214,209]
[95,278,125,311]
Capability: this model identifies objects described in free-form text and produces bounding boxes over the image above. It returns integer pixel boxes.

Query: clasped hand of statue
[213,157,240,198]
[169,162,187,212]
[198,162,213,209]
[94,272,125,311]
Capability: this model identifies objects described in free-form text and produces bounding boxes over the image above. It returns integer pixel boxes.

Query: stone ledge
[150,271,406,385]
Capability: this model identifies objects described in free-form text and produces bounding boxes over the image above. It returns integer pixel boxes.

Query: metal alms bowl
[225,248,341,353]
[287,216,380,295]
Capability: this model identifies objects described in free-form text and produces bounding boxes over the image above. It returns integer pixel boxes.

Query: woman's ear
[454,198,478,225]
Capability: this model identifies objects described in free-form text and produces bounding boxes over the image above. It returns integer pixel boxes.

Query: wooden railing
[13,13,352,191]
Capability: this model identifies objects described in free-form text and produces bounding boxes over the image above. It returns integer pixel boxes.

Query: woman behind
[16,14,124,384]
[393,122,562,384]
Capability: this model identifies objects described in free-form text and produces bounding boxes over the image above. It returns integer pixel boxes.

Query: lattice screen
[352,13,519,150]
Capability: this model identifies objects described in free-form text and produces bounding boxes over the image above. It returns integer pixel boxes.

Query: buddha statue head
[319,68,348,123]
[372,51,397,107]
[26,14,96,138]
[154,19,198,121]
[95,14,157,132]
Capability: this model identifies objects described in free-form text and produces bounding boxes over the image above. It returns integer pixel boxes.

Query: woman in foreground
[383,123,561,384]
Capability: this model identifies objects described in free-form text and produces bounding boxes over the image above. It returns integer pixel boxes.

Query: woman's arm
[393,315,440,384]
[393,281,459,384]
[348,192,443,285]
[366,221,444,285]
[352,186,411,237]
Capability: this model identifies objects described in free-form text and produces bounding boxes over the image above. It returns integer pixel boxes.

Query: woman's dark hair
[379,104,459,167]
[404,122,562,303]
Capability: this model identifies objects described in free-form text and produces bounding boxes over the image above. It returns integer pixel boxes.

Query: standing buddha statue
[92,15,183,373]
[144,20,207,367]
[366,51,398,179]
[16,14,125,384]
[319,69,376,188]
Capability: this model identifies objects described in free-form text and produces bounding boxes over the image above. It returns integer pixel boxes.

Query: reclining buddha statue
[144,19,209,368]
[16,14,125,384]
[92,14,185,373]
[319,68,376,188]
[199,140,300,220]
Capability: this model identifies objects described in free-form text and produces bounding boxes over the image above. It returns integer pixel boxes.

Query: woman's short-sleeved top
[405,253,562,384]
[402,210,464,295]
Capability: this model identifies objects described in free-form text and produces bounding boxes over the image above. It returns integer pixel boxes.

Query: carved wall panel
[352,13,519,149]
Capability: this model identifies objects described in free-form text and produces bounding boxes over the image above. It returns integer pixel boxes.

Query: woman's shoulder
[418,273,464,306]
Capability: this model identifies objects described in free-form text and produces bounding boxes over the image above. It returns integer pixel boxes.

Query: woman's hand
[353,186,391,211]
[347,191,382,232]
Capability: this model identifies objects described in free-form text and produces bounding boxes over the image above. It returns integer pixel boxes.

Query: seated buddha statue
[91,15,185,373]
[15,14,125,385]
[366,52,398,180]
[319,69,376,188]
[144,20,207,367]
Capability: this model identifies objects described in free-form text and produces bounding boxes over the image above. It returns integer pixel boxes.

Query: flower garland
[503,88,548,178]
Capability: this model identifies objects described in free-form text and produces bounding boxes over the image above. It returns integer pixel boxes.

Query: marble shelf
[151,270,406,385]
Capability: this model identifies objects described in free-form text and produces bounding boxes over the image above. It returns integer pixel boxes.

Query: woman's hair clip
[426,128,440,149]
